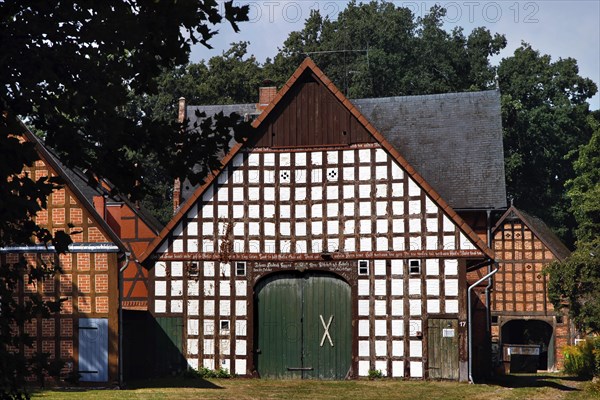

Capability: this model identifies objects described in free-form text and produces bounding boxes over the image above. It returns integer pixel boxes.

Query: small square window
[491,315,499,324]
[235,261,246,276]
[358,260,369,275]
[409,260,421,275]
[220,320,230,331]
[556,316,564,324]
[187,261,199,277]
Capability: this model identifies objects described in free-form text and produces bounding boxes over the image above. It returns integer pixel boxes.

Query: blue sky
[191,1,600,110]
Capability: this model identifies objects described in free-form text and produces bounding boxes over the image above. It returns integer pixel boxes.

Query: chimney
[93,195,106,220]
[173,97,186,213]
[256,86,277,112]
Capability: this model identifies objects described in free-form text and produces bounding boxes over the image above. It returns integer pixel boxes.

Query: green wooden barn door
[154,316,186,376]
[427,318,459,379]
[255,272,351,379]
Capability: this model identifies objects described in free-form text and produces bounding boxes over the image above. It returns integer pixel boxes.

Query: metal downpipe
[468,264,499,384]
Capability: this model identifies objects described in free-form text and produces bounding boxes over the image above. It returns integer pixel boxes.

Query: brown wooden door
[427,318,459,380]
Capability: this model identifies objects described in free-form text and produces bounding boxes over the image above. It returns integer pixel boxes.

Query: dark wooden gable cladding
[253,70,374,148]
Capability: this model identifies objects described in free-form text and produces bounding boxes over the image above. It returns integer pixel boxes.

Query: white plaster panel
[358,300,369,316]
[279,222,291,236]
[264,222,275,237]
[375,341,387,357]
[220,300,231,316]
[344,238,355,252]
[426,279,440,296]
[203,222,214,235]
[217,205,228,218]
[311,220,323,235]
[280,152,291,166]
[201,203,213,219]
[187,204,198,219]
[236,300,247,316]
[171,280,183,296]
[232,153,244,167]
[326,203,338,218]
[295,186,306,201]
[263,187,275,202]
[425,196,437,214]
[425,236,438,250]
[358,149,370,163]
[217,187,228,202]
[235,340,247,356]
[358,167,371,181]
[445,279,459,296]
[373,260,386,275]
[204,300,215,316]
[188,239,199,252]
[311,152,322,166]
[376,219,388,234]
[392,341,404,357]
[358,320,369,337]
[155,262,167,277]
[295,152,307,166]
[155,300,166,313]
[426,259,439,275]
[358,341,370,357]
[264,204,276,218]
[442,215,454,232]
[375,360,387,376]
[374,300,386,316]
[235,359,247,375]
[187,339,198,355]
[296,222,307,236]
[409,320,422,336]
[204,281,215,296]
[375,202,387,216]
[263,152,275,166]
[408,279,421,295]
[409,219,421,234]
[204,320,215,336]
[188,319,199,336]
[236,320,247,336]
[172,239,184,253]
[460,232,476,250]
[375,320,386,336]
[327,220,339,235]
[410,362,423,378]
[204,339,214,355]
[187,358,199,370]
[408,200,421,215]
[359,219,371,234]
[391,260,403,275]
[359,361,370,377]
[358,279,369,296]
[174,223,183,237]
[359,237,372,252]
[248,204,259,218]
[311,203,322,219]
[342,185,353,199]
[220,263,231,277]
[296,240,307,252]
[391,320,403,336]
[409,238,422,250]
[391,163,403,180]
[409,340,423,357]
[188,300,199,316]
[358,184,370,198]
[427,299,440,313]
[203,358,214,370]
[359,202,371,217]
[187,222,198,236]
[312,168,322,183]
[343,167,354,181]
[235,281,247,297]
[391,300,403,316]
[220,340,230,355]
[375,148,387,162]
[392,361,404,378]
[171,300,183,313]
[296,169,306,184]
[409,299,422,316]
[343,202,354,217]
[155,281,166,296]
[392,219,404,234]
[408,179,420,197]
[295,204,307,219]
[203,185,215,202]
[446,300,459,314]
[376,237,388,251]
[390,279,403,296]
[426,218,438,233]
[232,187,244,201]
[219,281,231,297]
[443,235,456,250]
[393,237,405,251]
[204,261,215,277]
[326,168,338,182]
[392,200,404,215]
[342,150,354,164]
[233,222,244,236]
[374,280,386,296]
[375,167,387,182]
[375,184,387,199]
[202,239,214,253]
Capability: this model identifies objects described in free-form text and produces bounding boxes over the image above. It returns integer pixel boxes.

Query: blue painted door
[79,318,109,382]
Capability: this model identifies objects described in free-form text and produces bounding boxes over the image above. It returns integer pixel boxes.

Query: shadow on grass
[124,376,224,390]
[486,373,586,392]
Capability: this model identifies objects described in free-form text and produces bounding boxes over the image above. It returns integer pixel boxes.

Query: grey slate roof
[187,90,507,210]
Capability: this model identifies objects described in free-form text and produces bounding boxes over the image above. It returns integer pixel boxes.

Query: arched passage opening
[501,319,554,370]
[254,271,352,379]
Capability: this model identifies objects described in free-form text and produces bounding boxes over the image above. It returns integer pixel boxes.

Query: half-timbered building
[490,206,571,371]
[138,59,499,381]
[2,117,126,384]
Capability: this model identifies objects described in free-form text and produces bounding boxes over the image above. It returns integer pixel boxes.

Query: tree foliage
[1,1,248,397]
[264,1,506,97]
[498,43,597,245]
[547,115,600,334]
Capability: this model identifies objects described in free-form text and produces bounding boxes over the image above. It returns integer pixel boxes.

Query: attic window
[358,260,369,275]
[409,260,421,275]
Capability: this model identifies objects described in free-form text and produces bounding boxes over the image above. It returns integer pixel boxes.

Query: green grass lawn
[32,374,600,400]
